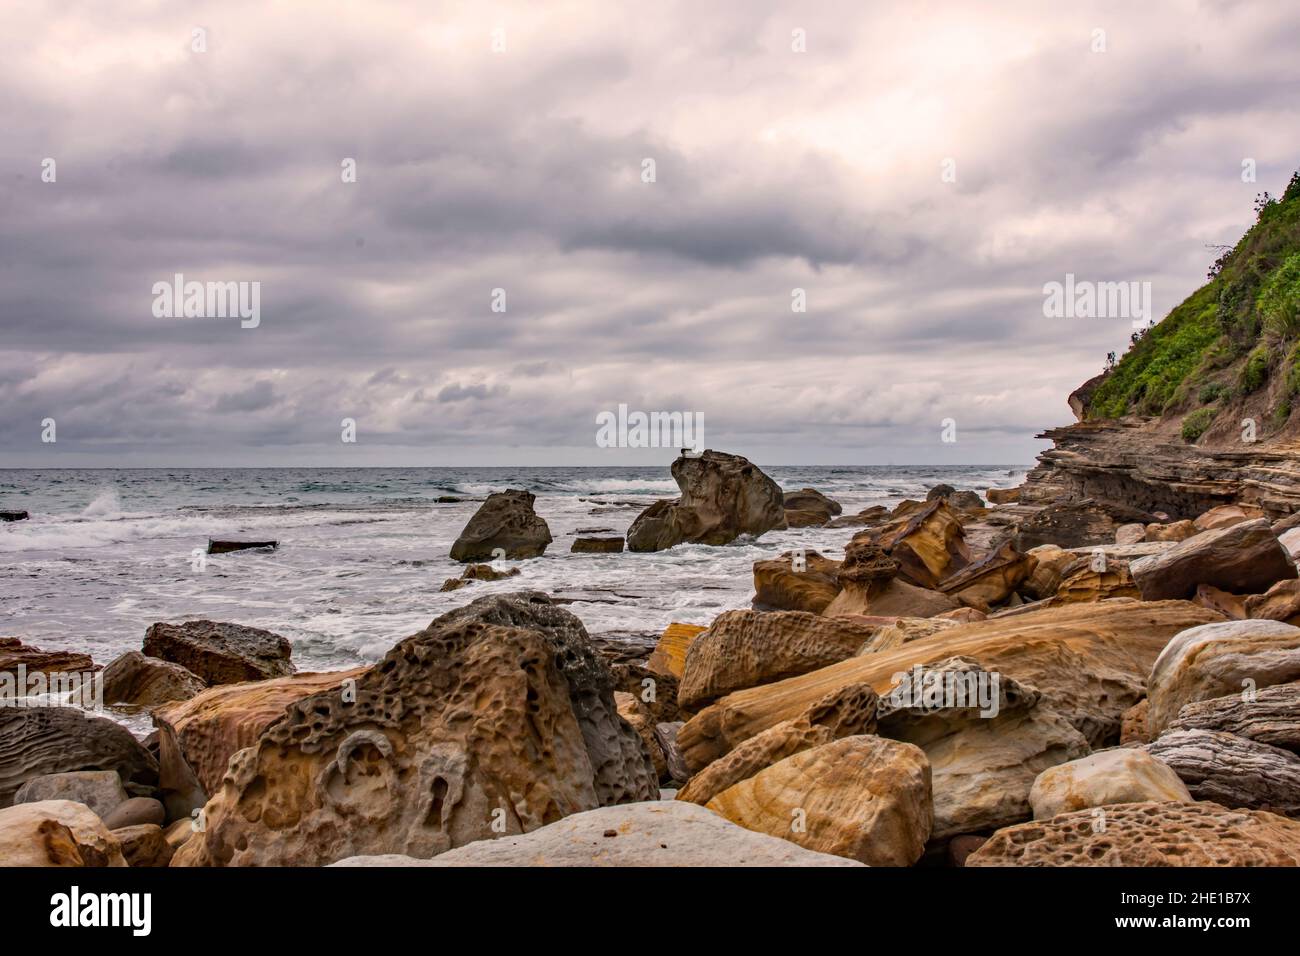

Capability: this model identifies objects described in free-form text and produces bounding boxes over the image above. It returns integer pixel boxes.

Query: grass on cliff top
[1085,171,1300,425]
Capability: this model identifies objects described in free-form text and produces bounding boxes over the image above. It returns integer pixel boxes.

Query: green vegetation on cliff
[1085,170,1300,438]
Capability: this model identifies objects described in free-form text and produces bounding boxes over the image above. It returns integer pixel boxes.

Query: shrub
[1258,252,1300,339]
[1181,407,1216,443]
[1239,345,1270,393]
[1198,382,1226,404]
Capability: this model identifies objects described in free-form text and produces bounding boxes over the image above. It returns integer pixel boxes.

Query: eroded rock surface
[143,620,294,685]
[449,489,552,561]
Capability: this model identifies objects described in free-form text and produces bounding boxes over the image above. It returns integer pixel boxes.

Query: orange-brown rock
[1146,519,1197,542]
[1245,579,1300,622]
[646,623,707,679]
[937,539,1031,611]
[1120,698,1151,744]
[751,550,842,613]
[857,617,958,655]
[0,637,95,676]
[1193,584,1248,619]
[1195,503,1265,532]
[986,488,1020,504]
[876,500,970,589]
[0,799,127,867]
[1022,545,1074,600]
[1054,562,1141,603]
[677,600,1223,772]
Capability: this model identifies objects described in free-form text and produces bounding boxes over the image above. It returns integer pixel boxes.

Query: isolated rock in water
[1146,729,1300,816]
[967,801,1300,866]
[332,801,862,867]
[1145,619,1300,736]
[449,489,552,561]
[647,623,706,679]
[677,600,1221,772]
[440,563,522,590]
[936,538,1031,611]
[102,796,166,830]
[626,450,786,552]
[153,668,368,819]
[0,510,29,521]
[1029,749,1190,819]
[677,610,878,709]
[0,637,94,675]
[173,594,656,866]
[571,536,624,553]
[751,550,842,613]
[1015,499,1155,550]
[0,708,157,808]
[926,485,985,511]
[143,620,294,685]
[782,488,843,527]
[14,770,129,818]
[1130,518,1297,601]
[1244,579,1300,622]
[0,799,127,867]
[1167,681,1300,753]
[113,823,173,867]
[206,539,277,555]
[1194,503,1264,532]
[706,735,932,866]
[100,651,205,708]
[676,682,878,806]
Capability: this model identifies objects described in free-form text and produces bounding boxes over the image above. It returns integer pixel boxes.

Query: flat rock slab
[332,801,862,867]
[143,619,294,686]
[206,540,278,554]
[0,511,29,521]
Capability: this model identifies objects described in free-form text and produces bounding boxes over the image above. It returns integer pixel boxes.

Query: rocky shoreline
[4,447,1300,867]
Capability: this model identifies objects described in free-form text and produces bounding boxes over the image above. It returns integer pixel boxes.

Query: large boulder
[1015,499,1155,550]
[646,623,706,679]
[676,683,878,806]
[1053,560,1140,603]
[333,800,861,867]
[822,539,957,618]
[0,707,157,808]
[677,610,879,710]
[751,550,842,613]
[1028,749,1191,819]
[626,450,786,552]
[1167,681,1300,753]
[782,488,843,528]
[153,668,368,820]
[1130,519,1297,601]
[967,801,1300,866]
[936,539,1032,611]
[872,500,970,589]
[0,799,127,867]
[101,651,205,708]
[172,594,657,866]
[1146,619,1300,735]
[13,769,129,818]
[705,735,933,866]
[1022,545,1074,600]
[143,620,294,685]
[1194,503,1264,532]
[677,600,1222,773]
[1145,729,1300,816]
[449,489,552,561]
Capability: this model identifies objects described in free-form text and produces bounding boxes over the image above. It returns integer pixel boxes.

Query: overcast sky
[3,0,1299,467]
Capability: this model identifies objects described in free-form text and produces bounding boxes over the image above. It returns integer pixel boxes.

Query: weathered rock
[626,451,786,552]
[102,796,166,830]
[1244,579,1300,622]
[0,510,29,521]
[936,607,987,624]
[827,505,890,528]
[162,818,195,850]
[1146,729,1300,816]
[143,619,294,686]
[967,801,1300,866]
[113,823,173,867]
[1130,519,1298,601]
[1193,583,1249,619]
[937,538,1031,611]
[986,488,1020,504]
[1146,619,1300,735]
[1167,681,1300,753]
[1054,561,1141,603]
[173,595,657,866]
[1022,545,1073,600]
[1029,749,1190,819]
[654,722,689,784]
[0,637,94,675]
[1015,499,1155,550]
[449,489,552,561]
[646,623,707,679]
[947,834,988,865]
[1120,699,1150,744]
[706,735,932,866]
[857,617,958,655]
[676,682,878,806]
[1146,519,1197,542]
[752,550,842,613]
[0,799,127,866]
[100,651,205,708]
[826,576,959,619]
[678,610,878,709]
[14,770,128,818]
[571,537,624,553]
[1115,523,1146,545]
[206,539,277,555]
[0,708,157,808]
[153,668,367,820]
[615,692,666,780]
[333,800,862,867]
[677,600,1222,772]
[1195,503,1264,532]
[782,488,842,527]
[874,500,970,589]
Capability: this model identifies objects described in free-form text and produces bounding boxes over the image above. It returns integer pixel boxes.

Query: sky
[2,0,1299,468]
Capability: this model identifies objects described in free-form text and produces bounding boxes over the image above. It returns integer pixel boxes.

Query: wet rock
[143,620,294,685]
[0,510,29,521]
[449,489,552,561]
[100,651,205,708]
[0,637,94,676]
[782,488,843,527]
[206,539,278,555]
[571,537,625,553]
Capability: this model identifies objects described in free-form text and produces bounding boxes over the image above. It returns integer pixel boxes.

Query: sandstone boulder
[1028,749,1190,819]
[1167,681,1300,753]
[874,500,970,589]
[706,735,932,866]
[103,796,166,830]
[1022,545,1074,600]
[14,769,128,818]
[0,637,94,675]
[1115,523,1146,545]
[334,800,862,867]
[967,801,1300,866]
[752,550,842,613]
[1130,519,1297,601]
[143,620,294,685]
[0,799,127,867]
[113,823,173,867]
[1145,519,1197,542]
[646,623,706,679]
[986,488,1020,504]
[936,538,1031,611]
[1054,561,1140,603]
[1194,503,1264,532]
[782,488,842,527]
[1120,699,1150,744]
[1015,499,1155,550]
[449,489,552,561]
[1244,579,1300,622]
[571,536,624,553]
[626,450,786,552]
[1193,583,1249,619]
[1146,619,1300,735]
[857,617,958,655]
[101,651,205,708]
[1146,729,1300,816]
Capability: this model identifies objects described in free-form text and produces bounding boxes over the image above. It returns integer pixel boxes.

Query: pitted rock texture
[1145,729,1300,817]
[1130,518,1298,601]
[0,799,127,867]
[676,682,878,806]
[0,707,157,808]
[1028,749,1191,819]
[966,801,1300,866]
[1167,681,1300,753]
[449,489,552,561]
[143,619,294,685]
[647,623,707,679]
[678,610,879,709]
[1146,619,1300,735]
[751,550,843,613]
[706,735,932,866]
[626,450,786,552]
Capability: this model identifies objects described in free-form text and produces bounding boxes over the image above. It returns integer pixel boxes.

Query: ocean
[1,464,1025,723]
